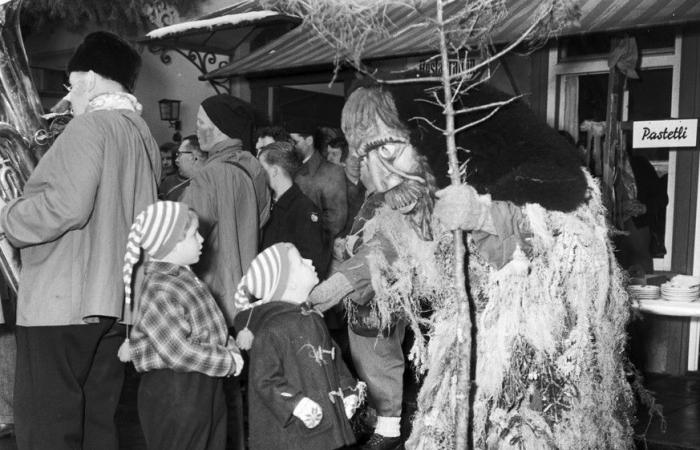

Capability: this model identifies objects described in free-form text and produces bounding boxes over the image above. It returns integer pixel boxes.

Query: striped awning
[204,0,700,78]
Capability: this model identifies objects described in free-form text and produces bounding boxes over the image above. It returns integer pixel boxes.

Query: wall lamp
[158,98,182,142]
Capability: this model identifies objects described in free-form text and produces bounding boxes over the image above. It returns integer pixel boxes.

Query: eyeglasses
[175,151,192,158]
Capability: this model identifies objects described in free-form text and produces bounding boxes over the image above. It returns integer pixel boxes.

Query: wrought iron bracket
[146,44,231,94]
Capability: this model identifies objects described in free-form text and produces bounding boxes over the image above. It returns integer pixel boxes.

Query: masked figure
[312,81,634,450]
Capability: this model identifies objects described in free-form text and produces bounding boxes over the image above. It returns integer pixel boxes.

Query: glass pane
[570,68,673,270]
[627,68,673,263]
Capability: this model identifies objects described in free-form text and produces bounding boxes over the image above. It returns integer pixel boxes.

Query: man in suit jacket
[291,126,347,242]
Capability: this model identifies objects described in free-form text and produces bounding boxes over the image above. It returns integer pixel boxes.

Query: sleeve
[181,172,217,240]
[134,289,235,377]
[471,201,532,269]
[250,330,305,427]
[322,166,347,239]
[1,119,103,248]
[258,187,271,228]
[334,232,397,306]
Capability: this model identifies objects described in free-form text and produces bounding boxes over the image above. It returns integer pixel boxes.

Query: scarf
[85,92,142,115]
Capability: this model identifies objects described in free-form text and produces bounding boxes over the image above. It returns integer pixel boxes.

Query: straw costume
[309,84,634,449]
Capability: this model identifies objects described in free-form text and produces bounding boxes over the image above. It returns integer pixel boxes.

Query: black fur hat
[67,31,141,92]
[386,83,588,212]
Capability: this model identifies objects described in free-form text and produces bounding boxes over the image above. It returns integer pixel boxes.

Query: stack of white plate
[628,285,660,300]
[660,283,700,302]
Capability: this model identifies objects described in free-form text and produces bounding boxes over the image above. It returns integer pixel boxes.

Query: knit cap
[234,242,295,312]
[201,94,256,150]
[123,201,191,307]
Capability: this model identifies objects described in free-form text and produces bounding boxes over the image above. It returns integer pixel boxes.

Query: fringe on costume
[392,169,635,449]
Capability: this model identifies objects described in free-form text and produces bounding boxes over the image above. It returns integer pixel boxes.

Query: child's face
[168,219,203,266]
[285,246,319,303]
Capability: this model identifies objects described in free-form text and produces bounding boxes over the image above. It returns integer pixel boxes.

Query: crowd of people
[0,30,435,450]
[0,20,641,450]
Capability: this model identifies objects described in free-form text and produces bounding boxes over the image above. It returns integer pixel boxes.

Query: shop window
[550,30,680,271]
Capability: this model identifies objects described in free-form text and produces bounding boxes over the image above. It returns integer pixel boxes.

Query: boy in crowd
[259,141,330,279]
[119,201,243,450]
[233,243,363,450]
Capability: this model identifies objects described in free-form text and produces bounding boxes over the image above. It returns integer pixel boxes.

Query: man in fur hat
[0,31,160,449]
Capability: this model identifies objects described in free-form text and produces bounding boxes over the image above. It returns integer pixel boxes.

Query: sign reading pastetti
[632,119,698,148]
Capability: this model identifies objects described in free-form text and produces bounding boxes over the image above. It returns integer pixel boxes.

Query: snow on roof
[146,11,281,39]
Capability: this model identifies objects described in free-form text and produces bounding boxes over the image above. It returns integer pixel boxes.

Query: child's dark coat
[239,301,357,450]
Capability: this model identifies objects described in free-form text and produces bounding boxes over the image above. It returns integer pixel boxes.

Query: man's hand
[343,394,359,419]
[293,397,323,428]
[434,184,495,233]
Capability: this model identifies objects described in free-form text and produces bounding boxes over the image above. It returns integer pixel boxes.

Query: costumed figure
[407,86,635,449]
[311,83,634,449]
[310,85,443,450]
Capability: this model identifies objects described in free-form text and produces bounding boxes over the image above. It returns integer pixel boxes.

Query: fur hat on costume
[341,84,411,156]
[67,31,141,92]
[454,85,587,212]
[201,94,256,151]
[233,243,295,349]
[123,201,191,307]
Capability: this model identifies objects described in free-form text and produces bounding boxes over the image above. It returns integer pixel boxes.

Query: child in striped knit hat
[232,242,364,450]
[119,201,242,450]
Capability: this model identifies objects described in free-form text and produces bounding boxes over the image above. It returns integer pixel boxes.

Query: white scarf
[85,92,143,115]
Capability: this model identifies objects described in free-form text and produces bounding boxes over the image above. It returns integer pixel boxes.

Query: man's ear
[305,136,314,148]
[85,70,98,92]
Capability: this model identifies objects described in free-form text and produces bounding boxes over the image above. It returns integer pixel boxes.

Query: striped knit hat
[233,243,294,312]
[123,201,191,307]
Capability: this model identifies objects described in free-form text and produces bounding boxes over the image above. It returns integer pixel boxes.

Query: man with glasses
[0,31,160,450]
[160,135,207,201]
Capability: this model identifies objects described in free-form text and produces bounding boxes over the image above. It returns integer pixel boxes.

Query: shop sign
[418,58,476,77]
[632,119,698,148]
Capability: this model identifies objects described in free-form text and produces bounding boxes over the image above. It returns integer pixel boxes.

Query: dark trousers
[14,319,125,450]
[223,377,245,450]
[138,369,226,450]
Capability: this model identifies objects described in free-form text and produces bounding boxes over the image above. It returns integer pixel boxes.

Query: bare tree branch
[409,115,445,134]
[454,101,511,134]
[454,95,522,115]
[445,7,549,81]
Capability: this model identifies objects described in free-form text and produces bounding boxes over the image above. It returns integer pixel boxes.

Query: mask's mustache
[385,179,424,213]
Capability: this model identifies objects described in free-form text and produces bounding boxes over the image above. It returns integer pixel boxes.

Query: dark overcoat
[236,301,357,450]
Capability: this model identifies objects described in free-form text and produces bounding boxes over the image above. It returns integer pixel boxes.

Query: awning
[204,0,700,78]
[139,8,300,55]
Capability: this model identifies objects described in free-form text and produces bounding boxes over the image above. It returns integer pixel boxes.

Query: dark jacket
[262,183,330,279]
[295,151,347,240]
[235,301,357,450]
